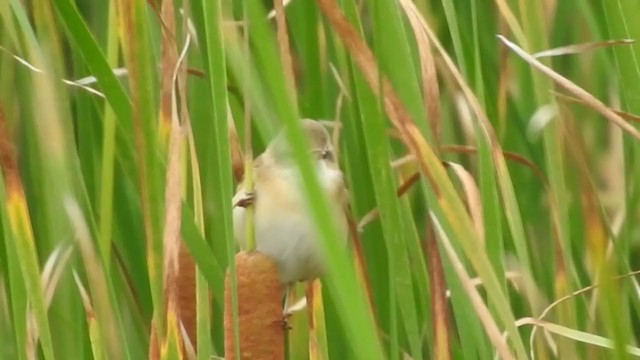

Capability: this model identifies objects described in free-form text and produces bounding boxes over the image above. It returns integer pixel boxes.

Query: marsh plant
[0,0,639,359]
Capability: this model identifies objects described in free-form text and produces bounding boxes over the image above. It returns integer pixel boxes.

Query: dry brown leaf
[443,161,484,245]
[175,8,197,349]
[440,145,547,184]
[498,35,640,141]
[274,0,297,101]
[159,0,178,138]
[421,219,452,360]
[533,39,634,58]
[161,25,184,319]
[445,271,522,298]
[394,0,524,217]
[357,172,420,231]
[0,46,107,98]
[523,270,640,357]
[431,214,516,360]
[0,100,23,195]
[72,271,95,319]
[328,64,350,157]
[553,91,640,124]
[155,30,193,359]
[313,4,518,357]
[497,16,510,138]
[534,269,640,327]
[376,145,548,238]
[315,0,441,195]
[176,241,196,353]
[399,0,441,146]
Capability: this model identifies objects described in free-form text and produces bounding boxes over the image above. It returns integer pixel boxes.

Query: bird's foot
[234,191,256,208]
[277,313,293,331]
[277,296,307,331]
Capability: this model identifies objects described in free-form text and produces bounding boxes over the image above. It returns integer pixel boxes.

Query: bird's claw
[235,191,256,208]
[277,313,293,331]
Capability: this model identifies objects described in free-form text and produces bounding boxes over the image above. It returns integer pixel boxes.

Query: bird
[231,118,349,315]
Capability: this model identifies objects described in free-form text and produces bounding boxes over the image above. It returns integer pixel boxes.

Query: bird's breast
[232,166,348,283]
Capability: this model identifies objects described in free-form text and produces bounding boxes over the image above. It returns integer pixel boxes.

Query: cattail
[224,251,285,360]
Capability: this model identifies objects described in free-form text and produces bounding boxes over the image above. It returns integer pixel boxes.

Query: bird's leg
[283,295,308,316]
[234,191,256,208]
[278,283,309,331]
[278,283,294,330]
[282,284,291,312]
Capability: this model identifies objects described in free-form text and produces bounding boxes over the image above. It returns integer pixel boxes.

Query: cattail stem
[239,0,257,253]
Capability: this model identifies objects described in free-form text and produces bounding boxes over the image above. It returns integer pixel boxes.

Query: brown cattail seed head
[224,251,285,360]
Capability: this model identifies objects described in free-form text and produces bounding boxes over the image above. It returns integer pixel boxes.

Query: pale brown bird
[232,119,349,315]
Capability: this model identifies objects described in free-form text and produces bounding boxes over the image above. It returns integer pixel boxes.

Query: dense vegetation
[1,0,639,359]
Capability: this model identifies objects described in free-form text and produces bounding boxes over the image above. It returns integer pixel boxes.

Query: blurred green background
[1,0,640,359]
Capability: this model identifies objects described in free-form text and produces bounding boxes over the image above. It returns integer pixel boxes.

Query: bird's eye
[320,149,333,161]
